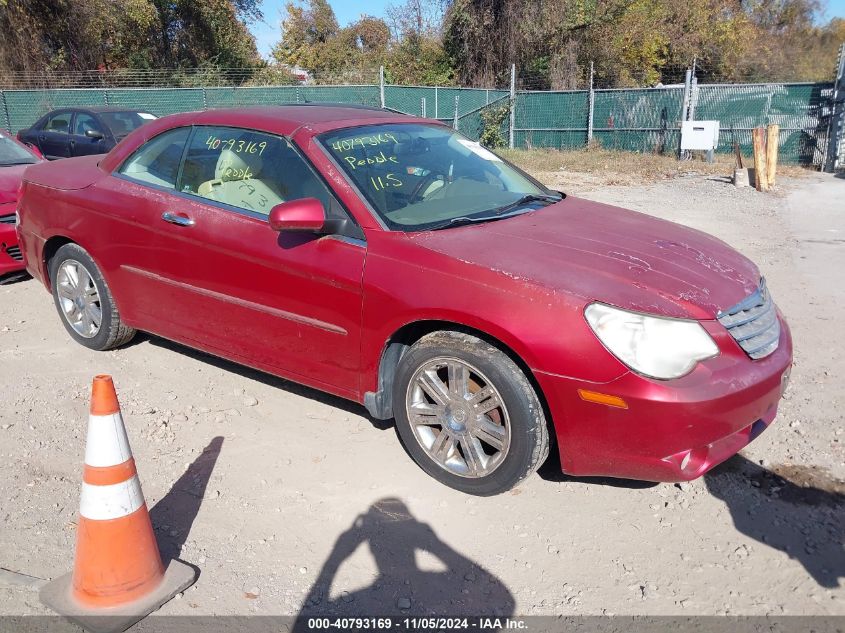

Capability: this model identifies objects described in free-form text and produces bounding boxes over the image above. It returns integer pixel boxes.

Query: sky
[249,0,845,61]
[825,0,845,20]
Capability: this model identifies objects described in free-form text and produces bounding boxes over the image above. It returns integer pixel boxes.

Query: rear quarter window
[118,128,190,189]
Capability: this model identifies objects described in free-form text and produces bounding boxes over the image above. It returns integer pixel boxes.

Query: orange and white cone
[40,375,196,633]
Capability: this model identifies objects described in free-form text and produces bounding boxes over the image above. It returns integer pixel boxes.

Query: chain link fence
[0,85,381,134]
[693,83,833,166]
[0,62,841,168]
[825,44,845,172]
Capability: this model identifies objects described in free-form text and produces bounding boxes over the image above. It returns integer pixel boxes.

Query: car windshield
[0,135,37,166]
[99,111,157,139]
[319,123,560,231]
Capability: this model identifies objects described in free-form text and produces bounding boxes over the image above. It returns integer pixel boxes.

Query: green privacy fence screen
[591,87,685,154]
[692,83,832,166]
[0,81,834,166]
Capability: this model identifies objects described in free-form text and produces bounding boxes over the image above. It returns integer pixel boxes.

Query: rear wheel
[49,243,135,351]
[393,331,549,496]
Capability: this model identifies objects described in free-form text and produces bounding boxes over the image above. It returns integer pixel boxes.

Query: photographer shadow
[296,498,514,623]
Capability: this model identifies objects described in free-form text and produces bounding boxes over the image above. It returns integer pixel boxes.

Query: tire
[393,331,549,496]
[49,243,136,351]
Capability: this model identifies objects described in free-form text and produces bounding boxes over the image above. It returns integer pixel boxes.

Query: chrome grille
[0,214,15,225]
[717,280,780,359]
[4,245,22,261]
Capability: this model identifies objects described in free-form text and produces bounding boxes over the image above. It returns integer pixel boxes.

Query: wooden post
[766,124,779,188]
[752,127,768,192]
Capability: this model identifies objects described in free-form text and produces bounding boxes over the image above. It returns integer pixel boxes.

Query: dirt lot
[0,168,843,619]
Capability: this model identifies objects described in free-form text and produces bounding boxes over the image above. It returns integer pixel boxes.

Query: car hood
[0,164,30,203]
[409,196,760,320]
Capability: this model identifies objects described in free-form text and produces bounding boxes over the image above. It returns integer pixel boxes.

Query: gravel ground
[0,171,842,618]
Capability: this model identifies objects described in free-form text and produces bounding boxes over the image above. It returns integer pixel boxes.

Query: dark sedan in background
[16,107,157,160]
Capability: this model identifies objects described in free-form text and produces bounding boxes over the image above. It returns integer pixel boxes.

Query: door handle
[162,212,195,227]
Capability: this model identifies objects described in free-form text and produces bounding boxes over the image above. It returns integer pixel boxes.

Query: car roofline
[97,107,445,172]
[265,102,388,113]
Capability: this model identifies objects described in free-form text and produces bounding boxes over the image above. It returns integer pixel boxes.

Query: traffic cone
[40,375,197,633]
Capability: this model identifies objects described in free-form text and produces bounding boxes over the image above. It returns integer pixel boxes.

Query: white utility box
[681,121,719,151]
[681,120,720,151]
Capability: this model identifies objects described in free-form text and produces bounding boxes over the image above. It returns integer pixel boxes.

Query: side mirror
[27,144,43,160]
[85,129,105,140]
[268,197,327,233]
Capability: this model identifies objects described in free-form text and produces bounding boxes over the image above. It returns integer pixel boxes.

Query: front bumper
[536,315,793,482]
[0,209,25,278]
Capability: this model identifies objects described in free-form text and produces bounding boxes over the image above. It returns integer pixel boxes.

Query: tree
[386,34,454,84]
[0,0,262,77]
[149,0,262,68]
[353,16,391,55]
[385,0,453,84]
[443,0,640,88]
[442,0,841,88]
[271,0,450,84]
[0,0,159,73]
[385,0,447,39]
[272,0,347,72]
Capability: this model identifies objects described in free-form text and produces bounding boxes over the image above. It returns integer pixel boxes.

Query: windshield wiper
[491,193,561,217]
[426,194,562,231]
[428,208,532,231]
[0,161,36,166]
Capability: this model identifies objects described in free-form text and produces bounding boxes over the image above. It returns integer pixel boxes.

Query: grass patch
[499,147,810,189]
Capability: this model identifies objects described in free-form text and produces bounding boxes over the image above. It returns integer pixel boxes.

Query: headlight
[585,303,719,379]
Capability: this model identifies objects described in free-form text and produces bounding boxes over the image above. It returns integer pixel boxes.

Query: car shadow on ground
[704,453,844,588]
[149,435,224,565]
[0,271,31,285]
[140,334,393,430]
[537,445,659,489]
[294,497,514,626]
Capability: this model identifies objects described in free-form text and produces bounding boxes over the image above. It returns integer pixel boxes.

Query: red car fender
[358,231,630,400]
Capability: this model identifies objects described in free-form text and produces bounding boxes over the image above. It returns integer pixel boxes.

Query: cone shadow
[149,436,224,564]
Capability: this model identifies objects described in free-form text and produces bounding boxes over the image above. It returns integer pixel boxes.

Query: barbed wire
[516,62,835,92]
[0,66,384,90]
[0,58,838,91]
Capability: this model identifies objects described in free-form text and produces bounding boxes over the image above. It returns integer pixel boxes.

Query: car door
[70,112,109,157]
[37,111,73,159]
[90,127,194,335]
[17,116,46,151]
[151,125,367,398]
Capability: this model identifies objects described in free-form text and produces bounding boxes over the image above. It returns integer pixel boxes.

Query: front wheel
[393,331,549,496]
[49,243,136,351]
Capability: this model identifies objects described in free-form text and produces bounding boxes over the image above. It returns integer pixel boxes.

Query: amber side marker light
[578,389,629,409]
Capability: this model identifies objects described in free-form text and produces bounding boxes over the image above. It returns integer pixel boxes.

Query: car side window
[118,128,190,190]
[179,126,336,217]
[45,112,72,134]
[73,113,102,136]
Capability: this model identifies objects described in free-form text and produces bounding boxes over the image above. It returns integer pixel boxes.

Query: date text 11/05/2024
[305,618,528,630]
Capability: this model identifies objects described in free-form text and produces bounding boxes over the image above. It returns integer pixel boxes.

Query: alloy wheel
[56,259,102,339]
[406,357,511,478]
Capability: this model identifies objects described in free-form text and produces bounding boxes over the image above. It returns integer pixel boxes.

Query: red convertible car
[1,129,42,283]
[16,105,792,495]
